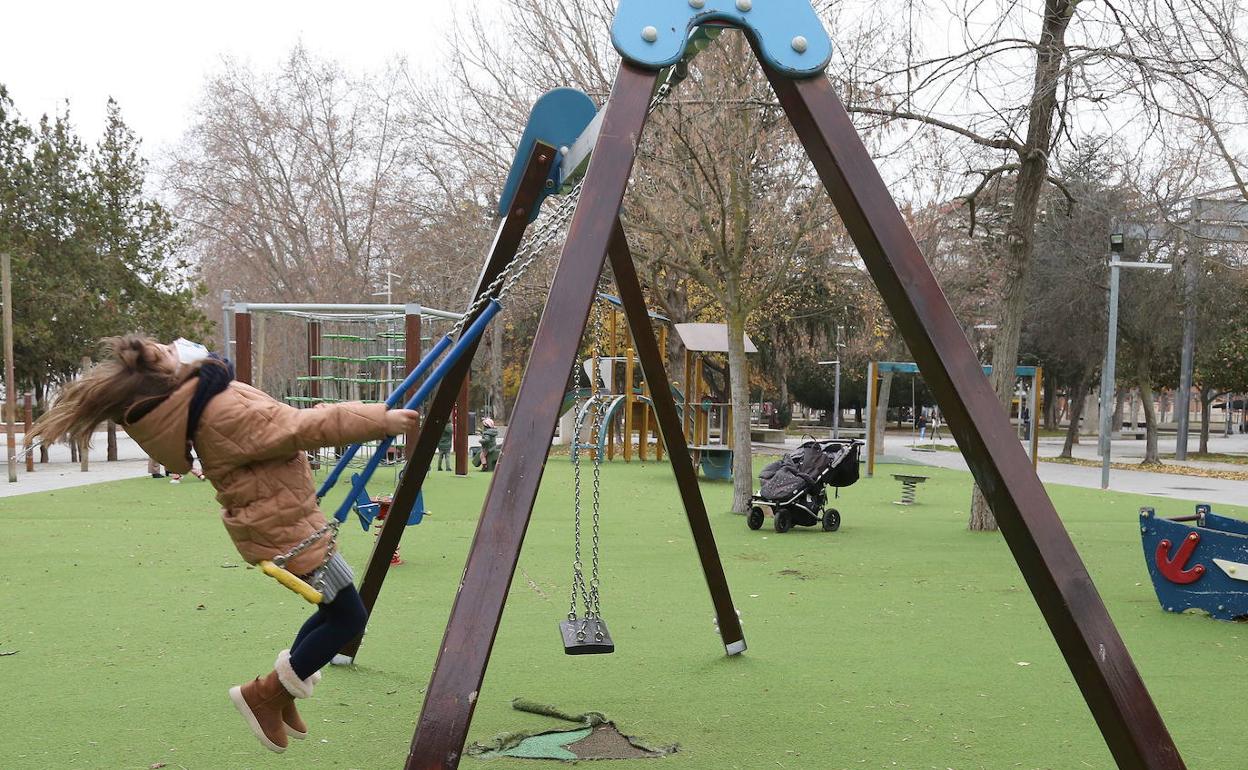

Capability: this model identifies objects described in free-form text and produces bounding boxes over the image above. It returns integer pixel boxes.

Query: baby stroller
[748,438,862,533]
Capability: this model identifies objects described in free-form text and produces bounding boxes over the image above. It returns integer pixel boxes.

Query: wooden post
[234,307,253,385]
[406,63,660,769]
[866,361,878,478]
[765,62,1182,768]
[2,252,14,483]
[455,368,469,476]
[107,421,118,461]
[340,144,558,665]
[306,321,321,402]
[80,355,90,471]
[1031,366,1043,470]
[654,326,666,462]
[624,348,635,461]
[694,357,706,445]
[405,307,422,459]
[24,392,33,472]
[683,350,693,444]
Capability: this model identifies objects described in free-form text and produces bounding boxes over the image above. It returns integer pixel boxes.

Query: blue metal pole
[316,333,456,499]
[330,300,502,523]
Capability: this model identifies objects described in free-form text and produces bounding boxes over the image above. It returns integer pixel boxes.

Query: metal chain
[272,518,340,590]
[449,182,584,339]
[451,75,676,341]
[568,356,589,623]
[567,299,615,641]
[585,303,606,639]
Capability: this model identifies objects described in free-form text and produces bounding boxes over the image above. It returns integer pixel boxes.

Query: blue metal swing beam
[315,300,503,525]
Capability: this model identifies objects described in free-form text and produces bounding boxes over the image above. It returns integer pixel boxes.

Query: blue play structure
[315,300,503,530]
[1140,504,1248,621]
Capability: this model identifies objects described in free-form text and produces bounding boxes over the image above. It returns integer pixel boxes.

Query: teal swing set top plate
[497,2,832,222]
[611,0,833,78]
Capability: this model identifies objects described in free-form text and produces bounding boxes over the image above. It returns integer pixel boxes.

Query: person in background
[436,420,454,471]
[170,462,206,483]
[479,417,500,472]
[147,455,165,479]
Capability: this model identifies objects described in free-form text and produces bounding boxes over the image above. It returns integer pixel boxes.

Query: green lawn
[1,459,1245,769]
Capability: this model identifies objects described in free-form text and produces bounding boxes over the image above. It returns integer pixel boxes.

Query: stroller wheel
[822,508,841,532]
[773,508,793,534]
[747,507,765,530]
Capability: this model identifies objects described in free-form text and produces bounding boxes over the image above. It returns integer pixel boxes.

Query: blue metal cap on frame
[496,88,598,222]
[611,0,832,78]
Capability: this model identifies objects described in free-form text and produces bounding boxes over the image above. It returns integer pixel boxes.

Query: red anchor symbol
[1155,532,1206,584]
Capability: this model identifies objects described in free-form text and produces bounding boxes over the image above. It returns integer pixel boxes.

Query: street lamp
[1097,229,1172,489]
[817,325,846,438]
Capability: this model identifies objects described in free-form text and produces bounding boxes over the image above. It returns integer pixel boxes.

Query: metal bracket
[611,0,832,78]
[497,88,598,222]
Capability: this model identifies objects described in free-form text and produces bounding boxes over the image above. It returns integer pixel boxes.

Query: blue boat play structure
[1140,504,1248,621]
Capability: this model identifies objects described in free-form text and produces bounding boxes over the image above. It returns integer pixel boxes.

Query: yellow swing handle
[259,560,324,604]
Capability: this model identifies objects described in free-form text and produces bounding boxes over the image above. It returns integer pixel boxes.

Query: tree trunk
[1043,377,1058,430]
[1060,373,1089,458]
[1200,387,1215,454]
[968,0,1076,532]
[874,371,894,456]
[1136,360,1160,464]
[488,315,504,419]
[107,421,118,461]
[726,310,753,513]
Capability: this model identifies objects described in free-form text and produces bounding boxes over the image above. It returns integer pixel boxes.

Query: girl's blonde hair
[29,335,200,447]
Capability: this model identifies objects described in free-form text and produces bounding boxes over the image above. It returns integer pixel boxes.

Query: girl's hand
[385,409,420,436]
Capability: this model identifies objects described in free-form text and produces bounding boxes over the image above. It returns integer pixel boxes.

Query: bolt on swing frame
[395,12,1185,770]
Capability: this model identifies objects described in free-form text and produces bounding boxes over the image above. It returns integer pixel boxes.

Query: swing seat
[259,560,324,604]
[559,618,615,655]
[350,473,382,530]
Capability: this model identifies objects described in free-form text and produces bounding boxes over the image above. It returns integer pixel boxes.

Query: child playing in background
[28,335,418,754]
[479,417,500,471]
[436,420,454,471]
[169,462,205,483]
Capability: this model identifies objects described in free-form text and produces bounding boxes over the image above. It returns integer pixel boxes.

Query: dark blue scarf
[185,354,235,463]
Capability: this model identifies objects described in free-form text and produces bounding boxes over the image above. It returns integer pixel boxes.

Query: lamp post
[818,325,846,438]
[1097,230,1172,489]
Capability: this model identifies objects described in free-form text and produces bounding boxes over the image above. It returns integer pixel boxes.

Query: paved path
[5,426,1243,507]
[1,428,494,499]
[883,432,1247,509]
[1,432,155,498]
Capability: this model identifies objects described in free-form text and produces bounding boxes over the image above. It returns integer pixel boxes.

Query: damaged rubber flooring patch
[468,698,677,761]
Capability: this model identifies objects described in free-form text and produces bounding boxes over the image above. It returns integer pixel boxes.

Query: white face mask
[173,338,210,365]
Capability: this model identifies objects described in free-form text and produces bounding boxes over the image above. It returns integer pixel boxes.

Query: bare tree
[168,46,428,309]
[827,0,1248,528]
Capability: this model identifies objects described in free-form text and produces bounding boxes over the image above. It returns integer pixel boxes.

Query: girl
[29,335,419,754]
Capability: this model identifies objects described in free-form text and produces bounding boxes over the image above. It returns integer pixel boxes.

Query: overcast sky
[0,0,498,154]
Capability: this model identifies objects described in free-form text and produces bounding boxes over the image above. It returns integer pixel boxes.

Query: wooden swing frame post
[401,37,1184,769]
[336,143,559,661]
[233,309,252,385]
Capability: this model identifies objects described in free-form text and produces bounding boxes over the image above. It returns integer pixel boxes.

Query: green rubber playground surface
[1,459,1246,769]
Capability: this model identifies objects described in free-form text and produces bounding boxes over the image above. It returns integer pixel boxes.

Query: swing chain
[568,340,591,624]
[567,299,611,641]
[451,76,676,343]
[272,518,340,591]
[586,305,606,633]
[449,182,584,339]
